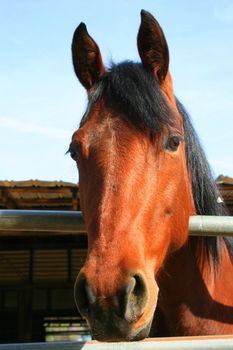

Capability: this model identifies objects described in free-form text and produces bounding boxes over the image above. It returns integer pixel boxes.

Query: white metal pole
[0,336,233,350]
[0,210,233,237]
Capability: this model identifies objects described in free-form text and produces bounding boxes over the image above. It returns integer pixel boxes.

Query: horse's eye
[165,135,182,152]
[70,150,79,161]
[66,145,79,162]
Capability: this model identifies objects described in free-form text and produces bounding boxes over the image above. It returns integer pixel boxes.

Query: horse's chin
[91,318,153,342]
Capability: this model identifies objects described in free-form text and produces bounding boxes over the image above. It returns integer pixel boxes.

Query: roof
[216,175,233,215]
[0,179,77,188]
[0,177,232,214]
[0,180,79,211]
[216,175,233,186]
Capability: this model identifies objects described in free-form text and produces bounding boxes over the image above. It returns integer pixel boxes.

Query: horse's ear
[72,23,105,90]
[137,10,169,84]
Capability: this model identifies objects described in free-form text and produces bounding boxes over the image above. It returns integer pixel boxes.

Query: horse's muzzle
[74,271,152,341]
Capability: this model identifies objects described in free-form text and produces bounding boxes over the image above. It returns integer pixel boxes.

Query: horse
[68,10,233,341]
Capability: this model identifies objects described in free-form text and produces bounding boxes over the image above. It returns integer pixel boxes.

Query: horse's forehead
[71,122,112,159]
[77,102,127,141]
[74,94,183,150]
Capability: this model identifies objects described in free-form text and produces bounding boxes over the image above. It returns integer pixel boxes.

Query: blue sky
[0,0,233,183]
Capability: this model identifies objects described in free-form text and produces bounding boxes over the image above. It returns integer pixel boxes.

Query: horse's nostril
[124,274,148,323]
[133,274,147,299]
[74,273,96,317]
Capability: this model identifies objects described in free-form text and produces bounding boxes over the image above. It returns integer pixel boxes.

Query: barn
[0,180,88,343]
[0,176,232,343]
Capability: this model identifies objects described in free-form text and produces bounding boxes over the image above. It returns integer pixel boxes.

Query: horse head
[69,10,195,341]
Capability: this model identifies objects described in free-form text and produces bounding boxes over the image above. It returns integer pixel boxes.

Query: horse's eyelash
[65,148,70,155]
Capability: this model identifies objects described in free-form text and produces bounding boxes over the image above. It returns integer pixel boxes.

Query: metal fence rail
[0,336,233,350]
[0,210,233,237]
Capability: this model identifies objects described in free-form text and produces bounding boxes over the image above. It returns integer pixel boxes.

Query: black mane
[85,61,178,132]
[176,100,233,263]
[85,61,233,264]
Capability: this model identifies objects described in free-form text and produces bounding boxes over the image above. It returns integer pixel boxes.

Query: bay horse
[69,10,233,341]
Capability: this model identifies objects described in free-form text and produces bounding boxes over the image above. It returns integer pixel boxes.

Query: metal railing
[0,210,233,237]
[0,335,233,350]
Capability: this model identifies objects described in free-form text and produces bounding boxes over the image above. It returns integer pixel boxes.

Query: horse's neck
[157,240,202,310]
[154,238,233,336]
